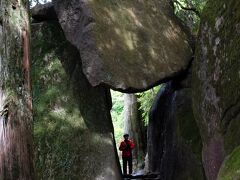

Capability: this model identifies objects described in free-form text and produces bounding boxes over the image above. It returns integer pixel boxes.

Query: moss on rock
[218,146,240,180]
[192,0,240,179]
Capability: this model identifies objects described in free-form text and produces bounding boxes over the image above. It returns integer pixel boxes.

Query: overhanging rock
[53,0,193,92]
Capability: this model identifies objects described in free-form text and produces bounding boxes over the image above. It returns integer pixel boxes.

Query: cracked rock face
[53,0,193,92]
[192,0,240,179]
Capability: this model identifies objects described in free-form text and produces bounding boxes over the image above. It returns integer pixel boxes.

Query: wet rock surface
[147,82,203,180]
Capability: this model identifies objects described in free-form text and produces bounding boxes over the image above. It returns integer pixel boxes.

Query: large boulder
[32,21,121,180]
[53,0,193,92]
[192,0,240,179]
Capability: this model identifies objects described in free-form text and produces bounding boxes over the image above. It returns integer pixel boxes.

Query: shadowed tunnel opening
[30,11,202,180]
[29,1,205,179]
[5,0,240,179]
[111,87,161,177]
[110,75,204,180]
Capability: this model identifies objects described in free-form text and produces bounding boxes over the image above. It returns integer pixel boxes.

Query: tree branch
[174,0,200,17]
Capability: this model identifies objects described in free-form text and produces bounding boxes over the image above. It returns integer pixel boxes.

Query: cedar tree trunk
[0,0,34,179]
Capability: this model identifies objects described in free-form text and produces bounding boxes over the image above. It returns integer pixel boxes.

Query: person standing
[119,134,135,175]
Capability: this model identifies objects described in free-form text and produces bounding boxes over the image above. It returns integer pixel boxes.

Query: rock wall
[32,21,121,180]
[53,0,193,92]
[147,82,204,180]
[192,0,240,179]
[147,83,176,177]
[173,87,204,180]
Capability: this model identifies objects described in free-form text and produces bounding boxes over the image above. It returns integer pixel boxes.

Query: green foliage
[110,90,124,145]
[137,86,161,125]
[32,22,90,179]
[174,0,206,33]
[218,146,240,180]
[32,51,86,179]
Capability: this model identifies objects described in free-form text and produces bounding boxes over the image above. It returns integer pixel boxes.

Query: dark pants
[122,156,132,175]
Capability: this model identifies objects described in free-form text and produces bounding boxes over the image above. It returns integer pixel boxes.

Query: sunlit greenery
[137,86,161,125]
[110,90,124,146]
[174,0,207,33]
[111,85,162,141]
[218,146,240,180]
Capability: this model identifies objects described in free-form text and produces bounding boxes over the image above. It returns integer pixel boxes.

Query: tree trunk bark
[0,0,34,179]
[123,94,146,171]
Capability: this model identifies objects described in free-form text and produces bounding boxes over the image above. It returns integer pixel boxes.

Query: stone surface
[53,0,193,92]
[31,3,57,22]
[147,82,204,180]
[173,88,204,180]
[32,21,121,180]
[192,0,240,179]
[147,82,176,176]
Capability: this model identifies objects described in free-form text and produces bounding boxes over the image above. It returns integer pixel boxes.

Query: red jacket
[119,139,135,157]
